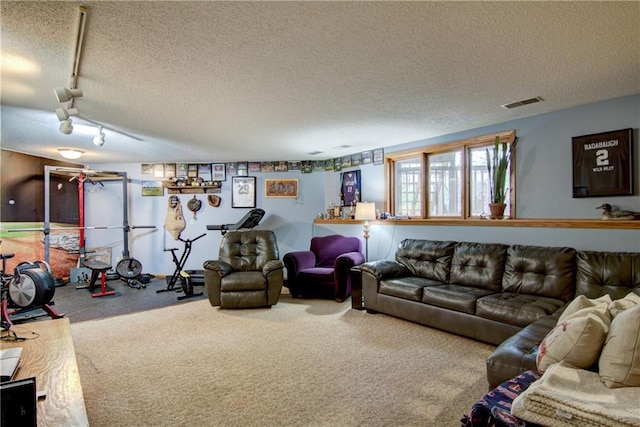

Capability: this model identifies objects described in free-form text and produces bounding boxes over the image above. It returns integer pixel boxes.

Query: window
[394,158,422,217]
[386,130,516,219]
[429,151,462,217]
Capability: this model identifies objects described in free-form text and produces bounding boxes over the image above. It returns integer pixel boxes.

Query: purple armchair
[283,234,365,302]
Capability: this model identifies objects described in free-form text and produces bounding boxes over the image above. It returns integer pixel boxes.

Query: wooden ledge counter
[1,317,89,426]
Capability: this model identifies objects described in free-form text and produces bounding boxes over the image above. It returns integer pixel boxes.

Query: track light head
[93,126,106,146]
[55,107,79,121]
[54,87,83,103]
[59,119,73,135]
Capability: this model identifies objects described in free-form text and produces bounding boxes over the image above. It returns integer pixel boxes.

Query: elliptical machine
[157,233,206,300]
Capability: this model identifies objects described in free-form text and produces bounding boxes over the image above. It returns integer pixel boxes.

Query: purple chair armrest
[333,251,366,300]
[335,252,365,270]
[283,251,317,278]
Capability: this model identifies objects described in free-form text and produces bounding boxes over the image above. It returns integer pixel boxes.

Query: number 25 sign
[572,128,633,198]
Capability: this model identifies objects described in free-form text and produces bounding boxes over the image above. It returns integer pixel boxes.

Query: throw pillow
[599,304,640,388]
[536,305,610,373]
[558,294,612,323]
[608,291,640,319]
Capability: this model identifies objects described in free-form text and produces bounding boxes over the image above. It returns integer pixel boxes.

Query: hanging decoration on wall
[572,128,633,197]
[187,195,202,220]
[340,170,361,208]
[165,195,185,240]
[207,194,221,207]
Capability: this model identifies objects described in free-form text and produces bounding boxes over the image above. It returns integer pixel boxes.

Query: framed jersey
[572,128,633,198]
[340,170,361,207]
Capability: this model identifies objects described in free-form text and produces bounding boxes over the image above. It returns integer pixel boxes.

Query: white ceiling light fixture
[54,87,83,103]
[93,126,106,146]
[57,148,84,160]
[59,118,73,135]
[55,107,79,121]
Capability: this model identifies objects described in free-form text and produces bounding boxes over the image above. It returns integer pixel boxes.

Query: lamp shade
[354,202,376,221]
[57,148,84,160]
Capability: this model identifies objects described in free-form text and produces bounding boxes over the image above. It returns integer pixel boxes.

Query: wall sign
[572,128,633,197]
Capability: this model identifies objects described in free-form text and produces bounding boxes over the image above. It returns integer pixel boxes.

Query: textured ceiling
[1,1,639,164]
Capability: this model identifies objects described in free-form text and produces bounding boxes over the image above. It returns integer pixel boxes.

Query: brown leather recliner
[203,230,284,308]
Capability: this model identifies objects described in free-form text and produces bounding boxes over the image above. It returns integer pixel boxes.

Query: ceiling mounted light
[93,126,105,146]
[54,87,83,103]
[57,148,84,160]
[55,107,79,121]
[59,118,73,135]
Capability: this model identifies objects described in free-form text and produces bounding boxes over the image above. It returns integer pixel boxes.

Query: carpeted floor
[70,294,495,426]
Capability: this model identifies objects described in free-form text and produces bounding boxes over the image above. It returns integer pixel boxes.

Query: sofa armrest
[486,312,560,389]
[263,260,285,276]
[203,260,234,277]
[360,260,410,280]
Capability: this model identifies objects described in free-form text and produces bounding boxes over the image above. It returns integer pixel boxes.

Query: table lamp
[354,202,376,262]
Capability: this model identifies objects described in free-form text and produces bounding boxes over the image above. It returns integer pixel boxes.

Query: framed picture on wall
[231,176,256,208]
[141,181,164,196]
[340,170,361,206]
[572,128,633,197]
[212,163,226,181]
[265,179,298,198]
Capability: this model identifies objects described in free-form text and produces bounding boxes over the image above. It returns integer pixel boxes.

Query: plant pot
[489,203,506,220]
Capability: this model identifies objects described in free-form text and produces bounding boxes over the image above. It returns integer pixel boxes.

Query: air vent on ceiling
[332,145,352,150]
[307,151,323,155]
[501,97,543,109]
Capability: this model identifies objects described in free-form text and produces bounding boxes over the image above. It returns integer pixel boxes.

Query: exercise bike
[157,233,206,300]
[1,253,63,327]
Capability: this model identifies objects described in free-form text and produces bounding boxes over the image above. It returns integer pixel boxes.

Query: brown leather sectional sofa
[360,239,640,388]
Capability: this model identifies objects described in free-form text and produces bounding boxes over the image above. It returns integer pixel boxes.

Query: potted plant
[486,135,516,219]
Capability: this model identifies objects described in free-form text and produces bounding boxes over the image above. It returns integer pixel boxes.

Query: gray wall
[87,95,639,274]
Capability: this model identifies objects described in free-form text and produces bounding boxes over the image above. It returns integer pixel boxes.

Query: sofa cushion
[379,277,439,301]
[395,239,456,282]
[298,267,335,287]
[422,284,495,314]
[576,251,640,299]
[476,293,565,327]
[608,291,640,319]
[221,271,269,291]
[449,242,508,291]
[536,303,610,373]
[502,245,576,302]
[599,304,640,388]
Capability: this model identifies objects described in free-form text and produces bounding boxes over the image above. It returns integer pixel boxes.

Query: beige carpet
[71,294,495,426]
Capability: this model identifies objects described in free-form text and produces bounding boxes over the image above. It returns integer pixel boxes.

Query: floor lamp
[354,202,376,262]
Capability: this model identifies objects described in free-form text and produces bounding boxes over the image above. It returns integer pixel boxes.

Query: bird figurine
[596,203,640,220]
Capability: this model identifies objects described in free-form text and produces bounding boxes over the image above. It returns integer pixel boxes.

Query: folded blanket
[511,361,640,427]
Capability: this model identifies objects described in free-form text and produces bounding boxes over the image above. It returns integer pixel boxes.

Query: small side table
[350,266,364,310]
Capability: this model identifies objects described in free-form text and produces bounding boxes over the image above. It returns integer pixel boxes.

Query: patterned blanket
[511,361,640,427]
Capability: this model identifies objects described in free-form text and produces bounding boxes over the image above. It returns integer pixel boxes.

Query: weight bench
[78,261,116,298]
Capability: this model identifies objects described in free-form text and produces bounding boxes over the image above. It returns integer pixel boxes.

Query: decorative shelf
[164,185,221,194]
[314,218,640,230]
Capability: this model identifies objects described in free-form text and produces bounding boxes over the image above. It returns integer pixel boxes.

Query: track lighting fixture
[93,126,106,146]
[59,119,73,135]
[55,107,79,121]
[54,87,83,103]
